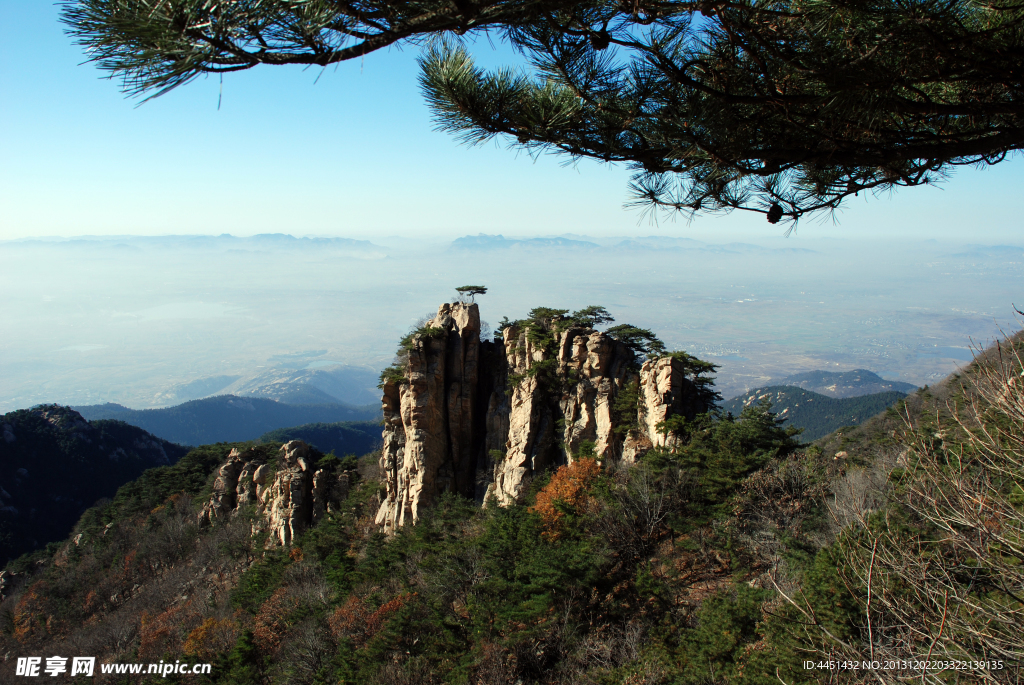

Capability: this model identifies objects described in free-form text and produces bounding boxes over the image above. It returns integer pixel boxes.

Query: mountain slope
[0,405,189,565]
[257,420,382,456]
[775,369,917,398]
[721,385,908,441]
[6,330,1021,684]
[73,395,380,446]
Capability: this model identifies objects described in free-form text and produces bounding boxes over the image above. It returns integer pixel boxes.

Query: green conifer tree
[63,0,1024,223]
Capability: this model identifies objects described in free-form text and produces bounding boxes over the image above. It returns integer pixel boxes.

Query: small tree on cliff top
[455,285,487,303]
[569,306,614,329]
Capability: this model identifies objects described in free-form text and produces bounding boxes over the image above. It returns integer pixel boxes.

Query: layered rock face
[375,303,713,529]
[622,356,708,460]
[490,326,638,505]
[375,303,485,532]
[199,440,350,546]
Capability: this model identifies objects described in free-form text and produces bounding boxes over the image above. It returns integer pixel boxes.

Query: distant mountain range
[450,234,601,250]
[449,233,818,254]
[152,364,382,407]
[73,395,380,446]
[771,369,917,398]
[0,405,189,565]
[12,233,386,255]
[721,386,908,442]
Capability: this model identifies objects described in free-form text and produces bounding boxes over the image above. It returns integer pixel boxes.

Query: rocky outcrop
[199,440,351,547]
[622,356,708,461]
[204,452,247,521]
[374,303,716,528]
[489,326,638,505]
[375,303,485,533]
[262,441,316,547]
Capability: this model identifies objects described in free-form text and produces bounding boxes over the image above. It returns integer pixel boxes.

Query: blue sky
[2,3,1022,243]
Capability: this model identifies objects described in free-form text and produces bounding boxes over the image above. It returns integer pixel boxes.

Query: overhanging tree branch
[63,0,1024,225]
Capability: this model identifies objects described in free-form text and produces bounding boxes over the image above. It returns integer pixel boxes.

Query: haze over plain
[2,233,1020,412]
[1,4,1022,414]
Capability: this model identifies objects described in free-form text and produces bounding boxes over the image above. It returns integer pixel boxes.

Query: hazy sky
[2,4,1023,242]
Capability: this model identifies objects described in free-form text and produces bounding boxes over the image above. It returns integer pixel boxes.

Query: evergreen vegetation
[455,285,488,303]
[63,0,1024,222]
[721,386,909,442]
[3,333,1022,683]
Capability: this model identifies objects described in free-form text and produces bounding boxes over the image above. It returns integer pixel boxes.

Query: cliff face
[622,356,708,460]
[375,303,485,533]
[490,326,638,505]
[375,303,713,528]
[199,440,350,546]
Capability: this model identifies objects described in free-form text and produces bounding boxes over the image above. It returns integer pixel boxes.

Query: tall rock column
[476,340,509,502]
[376,304,715,522]
[490,325,559,505]
[444,304,480,499]
[557,329,636,462]
[622,356,707,461]
[375,303,481,533]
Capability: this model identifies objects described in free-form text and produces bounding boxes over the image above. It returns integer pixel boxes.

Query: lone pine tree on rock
[63,0,1024,225]
[455,285,488,303]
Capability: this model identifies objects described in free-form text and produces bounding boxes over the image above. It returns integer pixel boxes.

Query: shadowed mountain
[73,395,380,446]
[0,405,188,565]
[721,386,908,441]
[257,420,382,457]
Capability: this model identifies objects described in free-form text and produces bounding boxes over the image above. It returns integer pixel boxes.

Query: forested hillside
[0,406,188,566]
[3,334,1021,683]
[721,386,907,441]
[73,396,380,446]
[257,421,382,457]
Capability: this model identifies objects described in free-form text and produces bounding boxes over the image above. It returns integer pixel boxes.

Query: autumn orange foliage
[183,617,240,659]
[83,590,99,614]
[530,457,602,540]
[327,596,369,642]
[140,603,199,658]
[121,549,137,579]
[12,582,47,644]
[327,592,414,646]
[365,593,412,638]
[253,587,299,653]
